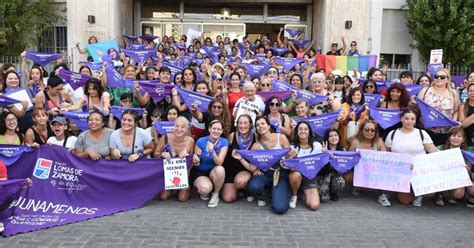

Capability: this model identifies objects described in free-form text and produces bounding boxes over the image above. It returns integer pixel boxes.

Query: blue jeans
[247,169,290,214]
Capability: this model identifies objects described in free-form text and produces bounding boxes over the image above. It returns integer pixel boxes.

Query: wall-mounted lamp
[345,20,352,29]
[88,15,95,24]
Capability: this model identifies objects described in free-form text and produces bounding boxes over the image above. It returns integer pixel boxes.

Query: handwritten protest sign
[163,158,189,190]
[234,100,259,125]
[354,149,412,193]
[411,148,472,196]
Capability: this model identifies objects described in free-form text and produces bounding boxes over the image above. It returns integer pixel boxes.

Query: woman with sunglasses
[417,69,461,146]
[349,120,389,205]
[222,114,256,203]
[192,120,229,208]
[385,107,438,207]
[362,80,378,94]
[154,116,195,202]
[264,96,292,138]
[266,67,280,80]
[258,77,273,92]
[191,97,233,139]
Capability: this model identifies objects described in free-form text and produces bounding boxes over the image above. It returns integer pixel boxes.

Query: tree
[405,0,474,67]
[0,0,65,56]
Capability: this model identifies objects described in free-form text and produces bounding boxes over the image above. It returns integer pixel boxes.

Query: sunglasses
[351,44,356,47]
[212,105,223,110]
[365,85,375,89]
[270,102,282,107]
[364,128,376,133]
[434,74,448,80]
[268,70,278,74]
[261,83,271,87]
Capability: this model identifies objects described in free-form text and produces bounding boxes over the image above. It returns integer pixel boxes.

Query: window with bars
[37,26,68,54]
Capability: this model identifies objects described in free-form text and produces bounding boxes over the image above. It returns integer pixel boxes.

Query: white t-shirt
[233,96,266,125]
[385,128,433,157]
[291,142,323,157]
[47,136,78,149]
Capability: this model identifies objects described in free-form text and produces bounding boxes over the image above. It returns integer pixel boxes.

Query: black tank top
[223,132,255,170]
[466,105,474,146]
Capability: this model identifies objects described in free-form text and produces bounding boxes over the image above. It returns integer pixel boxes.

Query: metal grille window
[37,26,68,54]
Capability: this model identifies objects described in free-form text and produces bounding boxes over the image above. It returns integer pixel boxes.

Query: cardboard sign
[411,148,472,196]
[429,49,443,64]
[163,158,189,190]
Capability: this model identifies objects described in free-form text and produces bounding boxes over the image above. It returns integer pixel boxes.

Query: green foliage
[405,0,474,67]
[0,0,65,56]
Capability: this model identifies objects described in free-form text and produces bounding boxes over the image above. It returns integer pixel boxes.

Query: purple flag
[105,65,134,89]
[79,61,103,71]
[25,51,62,67]
[405,84,422,97]
[122,49,156,64]
[243,63,272,78]
[0,179,28,204]
[129,44,148,50]
[291,39,311,48]
[272,80,327,106]
[369,108,401,129]
[415,97,458,128]
[139,82,176,102]
[177,88,212,112]
[139,35,158,42]
[256,90,292,101]
[236,149,290,172]
[110,106,144,121]
[0,145,34,166]
[0,145,177,237]
[329,151,360,174]
[364,94,381,108]
[273,57,305,71]
[461,150,474,164]
[61,112,90,131]
[270,47,290,56]
[428,63,443,77]
[283,153,329,180]
[154,121,175,136]
[58,69,92,90]
[294,111,340,137]
[284,28,303,38]
[0,94,21,107]
[122,35,139,43]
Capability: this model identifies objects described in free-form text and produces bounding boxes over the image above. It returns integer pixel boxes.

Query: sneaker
[447,199,457,205]
[289,195,297,209]
[413,196,423,207]
[257,197,267,207]
[207,193,219,208]
[377,194,391,207]
[200,195,210,201]
[466,197,474,208]
[0,222,4,233]
[330,191,339,202]
[351,187,360,196]
[247,195,255,202]
[435,195,445,207]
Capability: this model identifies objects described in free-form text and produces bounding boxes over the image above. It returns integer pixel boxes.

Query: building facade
[55,0,423,71]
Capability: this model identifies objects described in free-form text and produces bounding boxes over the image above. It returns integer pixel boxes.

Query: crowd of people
[0,28,473,219]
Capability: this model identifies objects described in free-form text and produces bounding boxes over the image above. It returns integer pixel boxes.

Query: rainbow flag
[316,55,377,75]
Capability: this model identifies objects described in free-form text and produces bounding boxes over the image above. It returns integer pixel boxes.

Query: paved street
[1,190,473,248]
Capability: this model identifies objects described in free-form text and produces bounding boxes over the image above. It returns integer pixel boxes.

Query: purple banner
[243,63,272,78]
[428,63,443,77]
[128,44,148,50]
[109,106,144,121]
[364,93,381,109]
[139,35,158,42]
[177,88,212,112]
[0,145,34,166]
[58,69,92,90]
[405,84,423,97]
[273,57,305,71]
[294,111,340,137]
[291,39,311,48]
[79,61,103,71]
[270,47,290,56]
[122,35,139,43]
[415,97,458,128]
[272,80,327,106]
[329,151,360,174]
[0,145,172,237]
[105,64,129,88]
[154,121,175,136]
[0,94,21,107]
[283,153,329,180]
[25,51,62,67]
[122,49,156,64]
[284,28,303,38]
[0,179,28,204]
[369,108,401,129]
[256,90,292,101]
[461,150,474,164]
[61,112,90,131]
[236,149,290,172]
[139,82,176,102]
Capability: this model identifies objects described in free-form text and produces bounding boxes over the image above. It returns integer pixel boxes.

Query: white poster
[411,148,472,196]
[234,100,258,125]
[6,88,33,111]
[163,158,189,190]
[429,49,443,64]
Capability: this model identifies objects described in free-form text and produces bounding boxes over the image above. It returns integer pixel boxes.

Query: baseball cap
[51,116,67,125]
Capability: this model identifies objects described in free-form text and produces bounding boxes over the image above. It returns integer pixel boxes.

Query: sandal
[435,195,445,206]
[447,199,457,205]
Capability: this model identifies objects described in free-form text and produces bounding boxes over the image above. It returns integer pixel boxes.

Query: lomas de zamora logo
[33,158,53,179]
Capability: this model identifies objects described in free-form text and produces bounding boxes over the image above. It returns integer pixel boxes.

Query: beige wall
[67,0,133,69]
